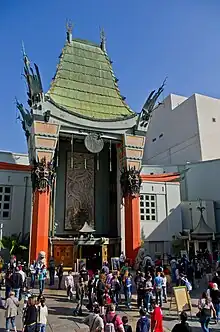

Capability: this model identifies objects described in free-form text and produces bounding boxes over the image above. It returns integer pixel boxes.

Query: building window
[0,186,12,219]
[140,194,157,222]
[212,118,216,122]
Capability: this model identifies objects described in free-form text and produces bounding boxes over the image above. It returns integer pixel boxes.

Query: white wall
[144,94,201,165]
[181,159,220,202]
[0,151,29,165]
[181,200,216,232]
[195,94,220,161]
[140,181,182,246]
[0,170,32,237]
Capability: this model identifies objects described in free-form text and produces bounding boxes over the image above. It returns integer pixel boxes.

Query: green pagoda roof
[47,38,135,121]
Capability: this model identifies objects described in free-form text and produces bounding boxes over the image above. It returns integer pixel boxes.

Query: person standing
[29,261,36,289]
[161,273,167,303]
[137,273,146,309]
[84,305,104,332]
[80,265,89,294]
[38,265,47,295]
[57,262,64,290]
[65,270,74,300]
[96,275,105,315]
[10,267,23,300]
[119,252,126,268]
[74,277,85,316]
[4,291,19,332]
[210,283,220,323]
[151,300,163,332]
[136,308,150,332]
[48,257,55,286]
[5,270,12,299]
[122,316,132,332]
[37,296,48,332]
[172,311,192,332]
[111,275,121,309]
[144,275,153,312]
[19,266,26,289]
[198,291,215,332]
[23,296,37,332]
[104,304,124,332]
[154,272,163,307]
[124,274,132,309]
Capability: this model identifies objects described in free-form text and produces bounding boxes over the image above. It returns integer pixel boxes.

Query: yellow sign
[173,286,192,313]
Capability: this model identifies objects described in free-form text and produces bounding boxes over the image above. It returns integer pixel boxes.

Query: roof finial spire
[66,19,73,44]
[21,40,26,57]
[21,41,30,73]
[100,27,106,53]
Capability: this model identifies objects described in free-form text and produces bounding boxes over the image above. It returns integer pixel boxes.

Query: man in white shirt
[65,270,74,300]
[18,266,26,284]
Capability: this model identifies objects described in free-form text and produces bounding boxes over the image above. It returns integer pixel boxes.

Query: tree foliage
[0,232,29,255]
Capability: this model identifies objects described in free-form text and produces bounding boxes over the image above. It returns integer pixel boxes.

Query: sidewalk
[0,282,219,331]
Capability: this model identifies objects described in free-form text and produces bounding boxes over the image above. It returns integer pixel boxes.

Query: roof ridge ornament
[66,19,73,44]
[100,27,106,53]
[136,77,167,131]
[21,43,43,108]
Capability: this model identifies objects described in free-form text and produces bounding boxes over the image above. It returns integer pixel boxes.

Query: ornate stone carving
[32,157,55,192]
[65,152,94,231]
[120,166,142,197]
[16,99,33,139]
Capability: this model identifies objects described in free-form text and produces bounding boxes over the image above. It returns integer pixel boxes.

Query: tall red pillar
[30,190,50,262]
[124,195,141,261]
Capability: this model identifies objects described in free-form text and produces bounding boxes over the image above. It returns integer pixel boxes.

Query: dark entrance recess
[81,245,102,271]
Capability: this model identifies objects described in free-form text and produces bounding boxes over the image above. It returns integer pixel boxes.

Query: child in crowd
[122,316,132,332]
[37,296,48,332]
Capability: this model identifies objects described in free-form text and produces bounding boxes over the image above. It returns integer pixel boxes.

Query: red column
[124,195,141,261]
[30,190,50,262]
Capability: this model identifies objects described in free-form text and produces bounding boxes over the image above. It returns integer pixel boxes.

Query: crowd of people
[0,249,220,332]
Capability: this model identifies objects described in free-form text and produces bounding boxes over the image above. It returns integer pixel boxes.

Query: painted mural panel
[65,152,94,231]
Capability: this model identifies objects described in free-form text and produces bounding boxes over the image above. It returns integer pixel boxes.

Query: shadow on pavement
[48,306,74,316]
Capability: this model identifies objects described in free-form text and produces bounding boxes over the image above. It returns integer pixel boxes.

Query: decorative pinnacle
[66,19,73,33]
[66,19,73,43]
[197,198,205,214]
[21,40,26,57]
[100,27,106,52]
[21,41,30,69]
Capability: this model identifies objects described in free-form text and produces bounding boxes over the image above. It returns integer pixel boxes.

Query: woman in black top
[24,297,37,332]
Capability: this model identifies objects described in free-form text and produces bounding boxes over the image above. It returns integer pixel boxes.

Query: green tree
[0,232,29,255]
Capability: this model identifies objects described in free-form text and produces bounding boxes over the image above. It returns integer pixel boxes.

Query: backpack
[104,314,117,332]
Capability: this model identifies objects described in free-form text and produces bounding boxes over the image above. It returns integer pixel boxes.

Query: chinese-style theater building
[17,26,165,268]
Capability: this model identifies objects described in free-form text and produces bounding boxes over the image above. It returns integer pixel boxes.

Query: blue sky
[0,0,220,153]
